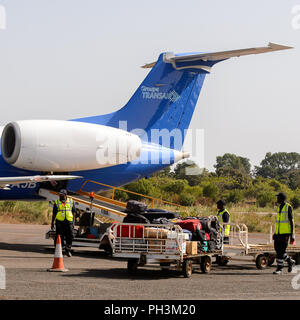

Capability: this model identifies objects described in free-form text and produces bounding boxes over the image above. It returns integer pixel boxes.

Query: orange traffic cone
[47,235,69,272]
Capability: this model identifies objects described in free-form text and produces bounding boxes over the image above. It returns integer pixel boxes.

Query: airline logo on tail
[141,86,180,102]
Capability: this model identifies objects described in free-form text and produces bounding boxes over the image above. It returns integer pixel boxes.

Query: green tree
[152,166,173,178]
[287,170,300,190]
[114,189,129,202]
[173,160,205,186]
[255,152,300,188]
[164,179,188,194]
[179,193,196,206]
[125,178,156,200]
[291,189,300,209]
[225,189,244,204]
[215,167,252,189]
[256,191,274,208]
[291,195,300,209]
[214,153,251,176]
[202,183,219,200]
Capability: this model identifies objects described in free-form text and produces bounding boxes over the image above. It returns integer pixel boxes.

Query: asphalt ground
[0,223,300,300]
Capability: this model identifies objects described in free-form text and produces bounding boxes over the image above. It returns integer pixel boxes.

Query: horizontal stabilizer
[142,42,293,69]
[0,175,82,190]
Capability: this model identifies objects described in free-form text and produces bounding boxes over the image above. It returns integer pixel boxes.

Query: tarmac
[0,223,299,300]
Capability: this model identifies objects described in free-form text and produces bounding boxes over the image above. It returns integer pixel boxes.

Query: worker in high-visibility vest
[273,192,295,274]
[216,199,230,244]
[51,189,76,257]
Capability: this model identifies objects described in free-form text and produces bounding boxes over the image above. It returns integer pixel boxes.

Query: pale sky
[0,0,299,171]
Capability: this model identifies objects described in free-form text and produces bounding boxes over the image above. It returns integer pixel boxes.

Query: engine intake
[1,122,21,165]
[1,120,142,172]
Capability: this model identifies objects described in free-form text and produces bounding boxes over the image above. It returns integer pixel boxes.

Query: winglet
[141,61,156,69]
[268,42,293,50]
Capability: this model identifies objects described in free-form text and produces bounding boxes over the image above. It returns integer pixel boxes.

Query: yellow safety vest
[275,202,293,235]
[55,198,74,222]
[217,209,230,237]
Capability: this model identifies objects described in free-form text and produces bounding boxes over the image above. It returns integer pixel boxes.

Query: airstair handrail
[79,179,186,209]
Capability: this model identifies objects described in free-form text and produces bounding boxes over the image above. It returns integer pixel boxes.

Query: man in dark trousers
[216,199,230,244]
[273,192,295,274]
[51,189,76,257]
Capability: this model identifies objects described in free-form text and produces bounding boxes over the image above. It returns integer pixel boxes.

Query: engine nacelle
[1,120,142,172]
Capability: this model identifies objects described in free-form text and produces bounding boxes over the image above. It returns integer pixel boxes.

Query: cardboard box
[145,227,168,239]
[186,241,198,255]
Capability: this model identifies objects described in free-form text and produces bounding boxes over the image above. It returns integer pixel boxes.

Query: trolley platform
[221,223,300,269]
[109,223,222,277]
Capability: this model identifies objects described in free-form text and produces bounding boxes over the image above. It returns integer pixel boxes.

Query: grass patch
[0,201,51,225]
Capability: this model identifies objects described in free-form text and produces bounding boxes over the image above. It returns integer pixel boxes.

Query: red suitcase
[116,225,144,238]
[176,219,202,233]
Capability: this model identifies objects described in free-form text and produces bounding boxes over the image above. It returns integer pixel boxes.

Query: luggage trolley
[219,223,300,269]
[109,223,223,278]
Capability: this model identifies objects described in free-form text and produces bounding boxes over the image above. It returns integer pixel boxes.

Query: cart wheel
[216,256,229,266]
[256,254,268,269]
[201,256,212,273]
[182,260,193,278]
[267,256,275,266]
[127,259,139,275]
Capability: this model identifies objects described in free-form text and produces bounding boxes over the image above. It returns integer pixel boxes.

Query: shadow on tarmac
[63,268,186,280]
[0,241,114,260]
[62,263,266,280]
[0,242,50,254]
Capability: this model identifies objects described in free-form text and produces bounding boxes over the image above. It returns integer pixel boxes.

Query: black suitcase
[125,200,148,213]
[198,217,211,233]
[208,240,217,252]
[123,213,150,224]
[209,228,218,240]
[192,229,207,242]
[210,216,221,231]
[142,211,179,222]
[151,217,172,225]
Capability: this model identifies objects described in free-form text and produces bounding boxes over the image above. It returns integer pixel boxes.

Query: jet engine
[1,120,142,172]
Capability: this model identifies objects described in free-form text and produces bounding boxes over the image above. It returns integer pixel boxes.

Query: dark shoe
[273,268,283,275]
[65,250,72,257]
[288,259,295,273]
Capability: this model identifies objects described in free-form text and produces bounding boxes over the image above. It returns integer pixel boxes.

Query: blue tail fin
[74,52,220,150]
[74,43,292,149]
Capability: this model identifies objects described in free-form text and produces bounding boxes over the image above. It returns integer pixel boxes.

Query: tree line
[116,152,300,208]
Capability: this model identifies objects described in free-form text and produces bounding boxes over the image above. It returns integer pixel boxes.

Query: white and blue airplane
[0,42,292,200]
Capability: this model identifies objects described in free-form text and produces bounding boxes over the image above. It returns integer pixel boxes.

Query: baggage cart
[109,223,223,278]
[218,223,300,269]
